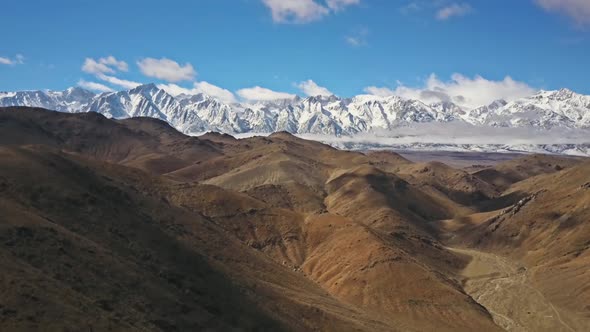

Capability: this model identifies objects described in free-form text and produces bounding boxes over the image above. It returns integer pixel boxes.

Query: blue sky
[1,0,589,105]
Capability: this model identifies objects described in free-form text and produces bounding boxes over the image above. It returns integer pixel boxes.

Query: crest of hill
[198,131,239,145]
[395,161,500,208]
[364,150,413,168]
[170,130,370,185]
[0,107,222,174]
[473,154,585,191]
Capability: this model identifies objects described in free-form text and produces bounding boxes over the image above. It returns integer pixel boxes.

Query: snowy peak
[1,85,590,137]
[536,88,575,100]
[488,99,508,109]
[499,88,590,129]
[61,87,96,99]
[0,88,96,113]
[303,94,340,105]
[129,83,159,97]
[555,88,574,99]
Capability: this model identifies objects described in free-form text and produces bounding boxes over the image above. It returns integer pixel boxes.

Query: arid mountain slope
[0,145,400,331]
[443,158,590,331]
[473,154,584,191]
[0,107,221,174]
[2,106,589,331]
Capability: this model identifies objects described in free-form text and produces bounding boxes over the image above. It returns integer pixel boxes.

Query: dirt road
[449,247,577,332]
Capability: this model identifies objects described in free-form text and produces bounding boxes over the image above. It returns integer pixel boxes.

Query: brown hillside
[473,154,584,191]
[2,107,589,331]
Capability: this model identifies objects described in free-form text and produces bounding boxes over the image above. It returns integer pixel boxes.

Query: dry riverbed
[449,247,577,332]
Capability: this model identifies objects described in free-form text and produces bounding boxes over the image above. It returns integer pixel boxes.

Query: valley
[395,150,527,168]
[449,247,577,332]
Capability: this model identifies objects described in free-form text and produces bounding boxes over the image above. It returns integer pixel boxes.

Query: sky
[1,0,589,107]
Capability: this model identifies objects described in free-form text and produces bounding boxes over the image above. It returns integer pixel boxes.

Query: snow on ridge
[1,84,590,155]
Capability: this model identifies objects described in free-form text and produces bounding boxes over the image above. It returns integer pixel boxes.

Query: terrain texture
[0,106,589,331]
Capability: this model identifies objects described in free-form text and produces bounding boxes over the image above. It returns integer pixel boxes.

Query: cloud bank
[159,81,237,103]
[96,74,141,90]
[237,86,296,101]
[77,56,541,111]
[77,80,114,93]
[365,74,536,109]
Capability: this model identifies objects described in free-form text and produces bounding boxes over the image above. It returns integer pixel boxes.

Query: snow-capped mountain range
[1,84,589,155]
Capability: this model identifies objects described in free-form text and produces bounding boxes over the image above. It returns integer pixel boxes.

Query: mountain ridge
[2,85,590,137]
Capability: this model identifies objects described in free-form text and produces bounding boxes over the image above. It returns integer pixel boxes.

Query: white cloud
[137,57,196,82]
[262,0,329,23]
[237,86,296,101]
[96,73,141,90]
[157,83,192,96]
[535,0,590,25]
[261,0,358,23]
[82,56,128,75]
[364,86,397,97]
[436,3,472,20]
[194,81,237,103]
[345,26,369,47]
[364,74,536,109]
[0,54,24,66]
[400,1,473,20]
[77,80,114,93]
[399,2,422,15]
[345,36,362,46]
[80,56,137,91]
[326,0,360,11]
[83,59,112,74]
[100,56,128,71]
[159,81,237,103]
[297,80,334,96]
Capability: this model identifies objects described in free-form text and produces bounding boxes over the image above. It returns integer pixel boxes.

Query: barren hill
[1,107,588,331]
